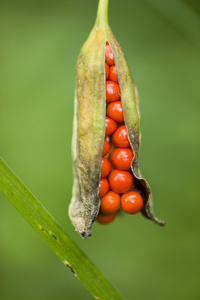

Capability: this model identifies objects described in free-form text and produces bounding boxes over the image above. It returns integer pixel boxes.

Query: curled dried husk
[69,0,165,238]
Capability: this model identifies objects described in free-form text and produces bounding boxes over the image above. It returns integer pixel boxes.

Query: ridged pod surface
[69,0,165,238]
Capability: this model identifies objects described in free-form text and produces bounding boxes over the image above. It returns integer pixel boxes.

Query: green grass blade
[0,156,123,300]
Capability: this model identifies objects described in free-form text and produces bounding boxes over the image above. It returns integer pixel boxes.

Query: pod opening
[97,43,144,225]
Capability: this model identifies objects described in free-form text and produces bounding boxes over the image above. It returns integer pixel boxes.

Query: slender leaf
[0,156,123,300]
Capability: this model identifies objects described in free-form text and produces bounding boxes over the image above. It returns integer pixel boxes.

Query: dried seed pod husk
[69,0,165,238]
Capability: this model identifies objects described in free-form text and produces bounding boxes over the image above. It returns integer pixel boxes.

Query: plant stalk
[95,0,109,27]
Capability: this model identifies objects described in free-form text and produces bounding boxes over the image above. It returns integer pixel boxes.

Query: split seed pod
[69,0,165,238]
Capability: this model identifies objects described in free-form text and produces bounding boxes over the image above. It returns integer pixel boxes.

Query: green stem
[95,0,109,28]
[0,156,123,300]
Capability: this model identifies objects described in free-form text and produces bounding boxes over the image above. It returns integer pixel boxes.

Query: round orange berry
[110,148,133,171]
[106,81,121,103]
[109,65,118,83]
[102,138,110,156]
[98,178,110,198]
[101,157,111,178]
[105,44,114,66]
[111,125,131,148]
[105,62,109,80]
[105,117,117,137]
[106,101,124,123]
[96,212,116,224]
[100,191,120,214]
[108,169,134,193]
[121,191,143,214]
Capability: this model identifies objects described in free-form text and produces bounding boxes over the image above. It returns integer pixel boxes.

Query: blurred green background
[0,0,200,299]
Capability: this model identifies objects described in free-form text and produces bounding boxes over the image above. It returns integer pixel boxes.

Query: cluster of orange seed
[97,44,143,224]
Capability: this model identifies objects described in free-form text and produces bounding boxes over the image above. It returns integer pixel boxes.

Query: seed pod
[69,0,165,238]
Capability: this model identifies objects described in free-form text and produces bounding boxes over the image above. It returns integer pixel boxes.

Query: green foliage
[0,0,200,299]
